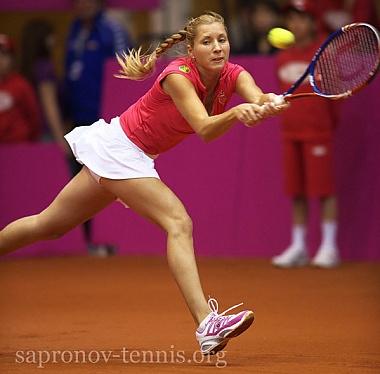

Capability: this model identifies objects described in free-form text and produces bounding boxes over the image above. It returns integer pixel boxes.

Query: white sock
[291,225,307,250]
[320,221,338,250]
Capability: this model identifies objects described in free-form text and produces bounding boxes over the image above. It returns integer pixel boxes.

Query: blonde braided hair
[115,11,226,81]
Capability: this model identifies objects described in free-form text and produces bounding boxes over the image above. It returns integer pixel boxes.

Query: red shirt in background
[316,0,379,33]
[276,37,341,142]
[0,72,41,143]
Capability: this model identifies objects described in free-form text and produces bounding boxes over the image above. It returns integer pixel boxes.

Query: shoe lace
[207,297,243,317]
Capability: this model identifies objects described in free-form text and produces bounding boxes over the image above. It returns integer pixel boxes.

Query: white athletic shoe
[196,298,254,355]
[311,247,340,268]
[271,246,309,268]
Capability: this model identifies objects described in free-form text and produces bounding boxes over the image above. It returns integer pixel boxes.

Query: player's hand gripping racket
[275,23,380,104]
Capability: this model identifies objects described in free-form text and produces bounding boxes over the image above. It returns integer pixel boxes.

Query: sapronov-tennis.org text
[15,345,228,368]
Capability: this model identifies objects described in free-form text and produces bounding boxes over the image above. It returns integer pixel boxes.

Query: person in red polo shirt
[271,0,341,268]
[0,34,41,143]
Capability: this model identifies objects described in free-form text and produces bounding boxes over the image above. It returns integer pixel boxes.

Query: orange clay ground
[0,255,379,373]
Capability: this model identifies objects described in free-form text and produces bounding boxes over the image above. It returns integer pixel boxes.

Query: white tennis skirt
[64,116,160,181]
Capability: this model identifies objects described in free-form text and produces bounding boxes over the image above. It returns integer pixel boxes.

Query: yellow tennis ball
[267,28,295,49]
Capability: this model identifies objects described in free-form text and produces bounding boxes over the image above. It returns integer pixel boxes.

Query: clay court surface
[0,255,379,373]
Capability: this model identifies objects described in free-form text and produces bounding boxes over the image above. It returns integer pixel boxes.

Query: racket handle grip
[274,95,286,105]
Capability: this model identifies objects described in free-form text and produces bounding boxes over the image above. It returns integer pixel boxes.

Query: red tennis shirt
[120,57,244,155]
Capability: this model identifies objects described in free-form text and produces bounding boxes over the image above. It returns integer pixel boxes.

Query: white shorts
[64,117,160,182]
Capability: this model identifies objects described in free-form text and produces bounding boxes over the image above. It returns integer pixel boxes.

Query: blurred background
[0,0,379,261]
[2,0,379,75]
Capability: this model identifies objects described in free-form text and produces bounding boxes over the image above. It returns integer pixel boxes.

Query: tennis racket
[275,23,380,104]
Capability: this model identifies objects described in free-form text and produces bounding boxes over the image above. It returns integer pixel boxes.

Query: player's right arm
[161,73,265,142]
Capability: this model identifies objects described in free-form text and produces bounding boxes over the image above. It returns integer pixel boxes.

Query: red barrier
[1,56,379,260]
[94,56,380,260]
[0,144,87,258]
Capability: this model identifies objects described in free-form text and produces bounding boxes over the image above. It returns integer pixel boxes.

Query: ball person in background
[0,34,41,143]
[271,0,341,268]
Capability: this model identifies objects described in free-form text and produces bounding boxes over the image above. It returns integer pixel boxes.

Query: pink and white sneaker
[196,298,254,355]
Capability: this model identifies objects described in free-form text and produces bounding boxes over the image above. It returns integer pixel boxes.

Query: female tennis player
[0,11,288,355]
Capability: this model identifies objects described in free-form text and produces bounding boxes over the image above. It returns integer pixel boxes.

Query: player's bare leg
[99,176,210,325]
[100,176,255,355]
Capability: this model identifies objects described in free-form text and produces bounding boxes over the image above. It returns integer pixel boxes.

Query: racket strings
[314,26,380,95]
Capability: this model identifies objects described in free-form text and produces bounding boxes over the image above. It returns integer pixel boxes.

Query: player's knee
[44,230,66,241]
[167,212,193,238]
[38,227,67,241]
[34,215,71,241]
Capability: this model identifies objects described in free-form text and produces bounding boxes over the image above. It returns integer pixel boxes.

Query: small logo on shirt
[0,90,13,112]
[218,91,226,105]
[179,65,190,73]
[311,145,328,157]
[279,62,309,84]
